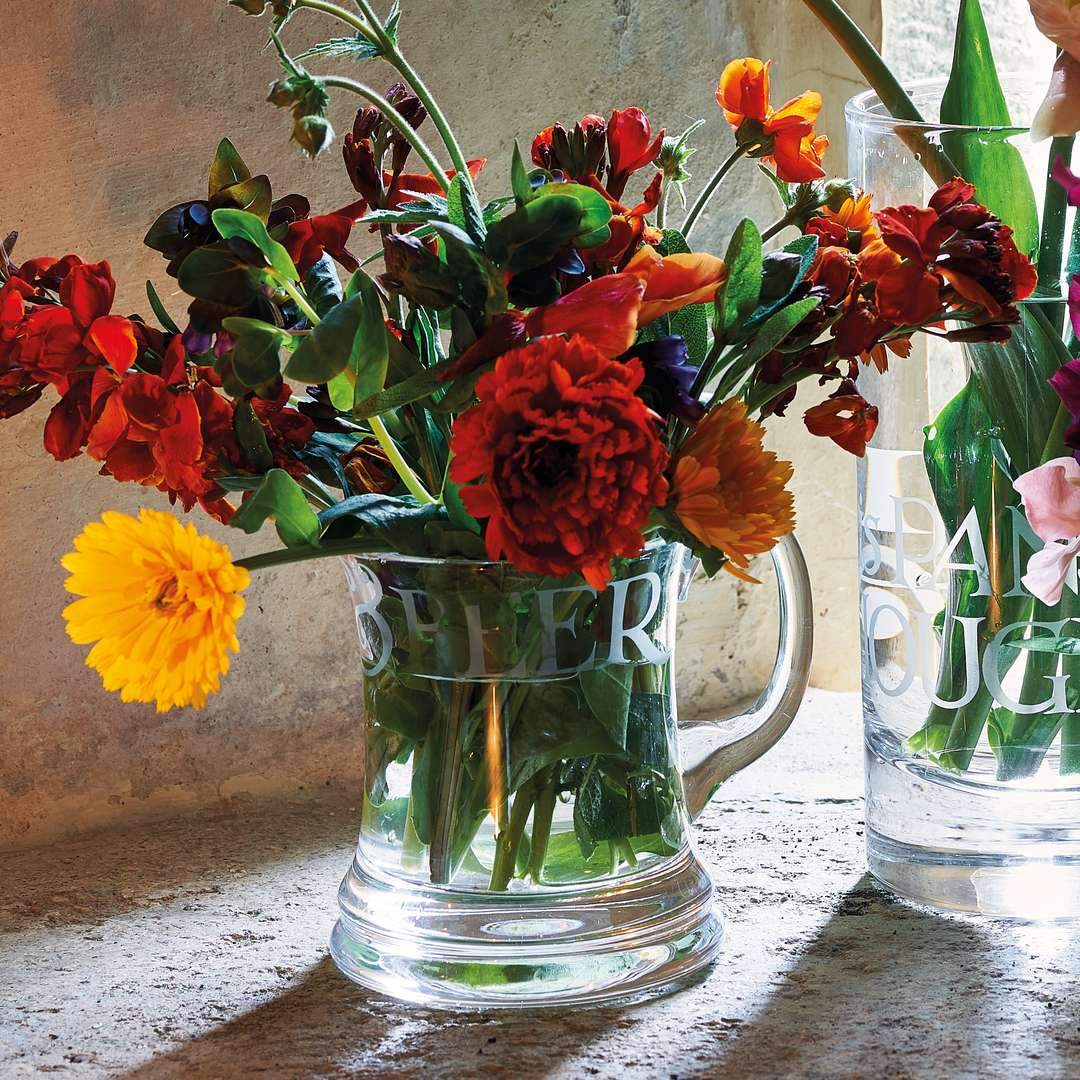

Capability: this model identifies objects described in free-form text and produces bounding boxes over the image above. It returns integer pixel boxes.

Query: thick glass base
[328,846,723,1009]
[868,830,1080,918]
[865,727,1080,919]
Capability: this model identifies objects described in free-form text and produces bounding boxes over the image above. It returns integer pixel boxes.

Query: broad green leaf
[318,493,445,551]
[579,664,634,752]
[716,218,763,343]
[746,234,818,328]
[940,0,1039,257]
[531,182,612,247]
[911,378,1029,772]
[447,172,487,246]
[215,175,273,221]
[658,228,692,256]
[221,316,288,387]
[485,194,584,274]
[232,398,274,472]
[303,253,344,318]
[1007,635,1080,656]
[208,138,250,199]
[176,244,263,307]
[510,142,533,206]
[230,468,321,547]
[442,460,481,535]
[738,295,819,370]
[431,223,506,318]
[145,280,181,335]
[287,272,389,405]
[670,303,710,367]
[210,208,298,282]
[350,356,456,419]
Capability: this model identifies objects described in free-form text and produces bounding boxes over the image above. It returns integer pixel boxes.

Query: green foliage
[940,0,1039,257]
[318,494,446,551]
[230,468,322,547]
[738,296,821,371]
[287,272,389,408]
[208,138,251,199]
[211,208,298,282]
[447,173,487,246]
[232,398,274,472]
[303,254,344,318]
[176,244,263,307]
[221,316,289,387]
[715,219,763,343]
[145,280,181,334]
[510,142,533,206]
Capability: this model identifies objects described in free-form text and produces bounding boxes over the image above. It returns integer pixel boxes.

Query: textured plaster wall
[0,0,881,850]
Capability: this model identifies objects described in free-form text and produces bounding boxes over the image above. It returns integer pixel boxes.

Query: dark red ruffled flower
[284,213,358,276]
[449,335,668,588]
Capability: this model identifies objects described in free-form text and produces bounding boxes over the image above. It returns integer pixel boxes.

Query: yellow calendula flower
[62,509,249,712]
[671,400,795,582]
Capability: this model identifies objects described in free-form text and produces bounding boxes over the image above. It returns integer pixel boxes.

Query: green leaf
[303,253,343,318]
[232,398,274,472]
[716,219,763,342]
[176,244,263,308]
[211,208,298,282]
[670,303,710,367]
[940,0,1039,257]
[1007,635,1080,656]
[757,164,793,208]
[485,195,584,274]
[286,271,389,404]
[230,468,321,547]
[441,464,481,535]
[221,316,288,387]
[658,229,692,256]
[208,138,251,199]
[531,182,612,247]
[579,664,634,752]
[215,175,273,222]
[510,142,533,206]
[318,494,445,551]
[350,356,455,419]
[746,234,819,329]
[145,280,181,335]
[447,173,487,246]
[431,223,506,319]
[739,296,820,370]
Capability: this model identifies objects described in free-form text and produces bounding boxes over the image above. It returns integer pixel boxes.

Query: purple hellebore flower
[621,336,705,424]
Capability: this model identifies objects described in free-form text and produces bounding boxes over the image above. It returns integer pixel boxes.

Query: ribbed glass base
[328,846,723,1009]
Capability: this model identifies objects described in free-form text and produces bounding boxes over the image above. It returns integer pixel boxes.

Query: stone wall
[0,0,886,848]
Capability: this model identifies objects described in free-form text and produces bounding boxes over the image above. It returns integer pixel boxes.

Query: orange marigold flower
[670,400,794,581]
[449,335,669,589]
[717,58,828,183]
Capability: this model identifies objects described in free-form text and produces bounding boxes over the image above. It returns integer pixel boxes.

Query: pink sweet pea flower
[1029,0,1080,59]
[1023,537,1080,605]
[1014,458,1080,603]
[1032,53,1080,141]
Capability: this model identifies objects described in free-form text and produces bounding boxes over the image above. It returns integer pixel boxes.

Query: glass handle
[679,534,814,820]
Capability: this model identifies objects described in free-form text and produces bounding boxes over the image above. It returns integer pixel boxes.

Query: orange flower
[670,400,795,581]
[717,58,828,183]
[804,384,879,457]
[626,246,729,324]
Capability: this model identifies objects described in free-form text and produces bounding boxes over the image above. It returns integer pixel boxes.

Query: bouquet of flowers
[0,0,1034,886]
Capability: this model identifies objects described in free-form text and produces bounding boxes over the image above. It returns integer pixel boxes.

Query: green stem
[681,145,750,240]
[656,181,668,230]
[349,0,475,185]
[429,682,469,885]
[525,767,559,883]
[799,0,957,185]
[235,539,393,573]
[280,277,435,505]
[761,209,797,243]
[489,776,537,891]
[279,277,322,327]
[1038,135,1076,336]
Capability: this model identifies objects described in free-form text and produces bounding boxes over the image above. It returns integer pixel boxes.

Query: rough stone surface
[0,0,879,850]
[4,690,1080,1080]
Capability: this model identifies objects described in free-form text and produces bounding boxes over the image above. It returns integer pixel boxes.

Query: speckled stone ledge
[3,691,1079,1079]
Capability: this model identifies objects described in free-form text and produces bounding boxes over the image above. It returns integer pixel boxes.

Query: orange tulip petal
[523,273,645,356]
[765,91,823,132]
[638,252,729,324]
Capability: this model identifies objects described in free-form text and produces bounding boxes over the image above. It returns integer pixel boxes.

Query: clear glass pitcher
[849,79,1080,916]
[329,537,812,1007]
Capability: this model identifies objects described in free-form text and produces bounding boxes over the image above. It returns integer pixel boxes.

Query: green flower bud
[293,114,335,158]
[823,178,860,213]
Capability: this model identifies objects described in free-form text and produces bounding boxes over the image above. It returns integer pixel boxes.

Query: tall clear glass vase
[849,80,1080,916]
[329,538,813,1007]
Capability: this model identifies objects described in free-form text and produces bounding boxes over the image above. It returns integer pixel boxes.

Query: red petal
[524,273,645,356]
[59,261,115,328]
[86,315,138,376]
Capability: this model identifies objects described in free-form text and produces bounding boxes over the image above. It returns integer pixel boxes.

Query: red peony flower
[449,335,669,588]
